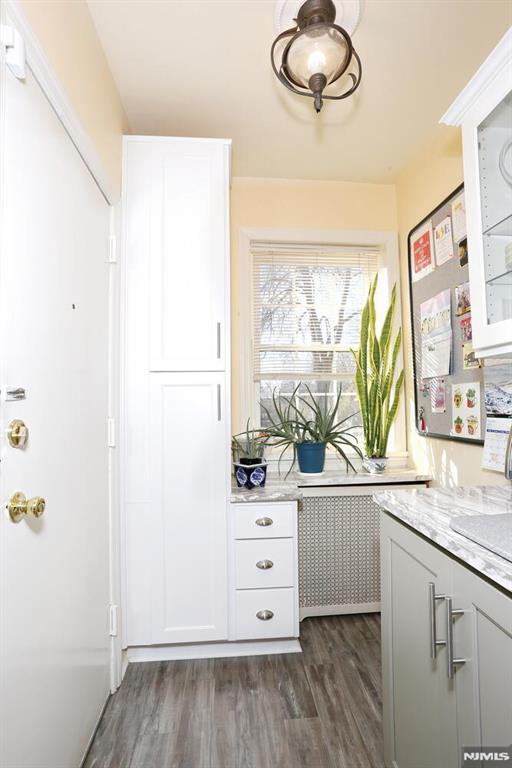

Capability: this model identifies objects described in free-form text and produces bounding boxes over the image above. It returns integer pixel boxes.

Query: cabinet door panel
[381,513,458,768]
[460,73,512,356]
[149,140,229,371]
[453,562,512,750]
[149,372,229,643]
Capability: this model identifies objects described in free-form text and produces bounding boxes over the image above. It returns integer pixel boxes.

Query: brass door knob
[7,419,29,449]
[8,492,45,523]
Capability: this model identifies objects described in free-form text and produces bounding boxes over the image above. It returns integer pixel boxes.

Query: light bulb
[307,49,327,76]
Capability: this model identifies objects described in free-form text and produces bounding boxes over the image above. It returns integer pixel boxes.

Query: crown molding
[440,27,512,126]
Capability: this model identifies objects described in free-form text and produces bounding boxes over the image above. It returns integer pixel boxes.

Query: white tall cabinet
[122,137,231,647]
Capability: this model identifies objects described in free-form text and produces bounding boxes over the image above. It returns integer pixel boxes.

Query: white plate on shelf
[296,471,325,478]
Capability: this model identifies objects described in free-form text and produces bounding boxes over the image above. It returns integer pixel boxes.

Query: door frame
[0,0,123,692]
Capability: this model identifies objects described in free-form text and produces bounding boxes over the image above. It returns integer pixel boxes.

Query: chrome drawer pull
[256,559,274,570]
[428,582,447,659]
[446,597,466,679]
[255,517,273,527]
[256,609,274,621]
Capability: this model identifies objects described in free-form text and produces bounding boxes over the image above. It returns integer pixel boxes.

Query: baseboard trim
[80,691,110,768]
[300,602,381,620]
[126,638,302,662]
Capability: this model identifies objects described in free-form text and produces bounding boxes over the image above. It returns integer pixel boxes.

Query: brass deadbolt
[8,492,45,523]
[7,419,28,449]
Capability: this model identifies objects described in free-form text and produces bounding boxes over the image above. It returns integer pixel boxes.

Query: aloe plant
[352,274,404,459]
[261,383,362,476]
[232,419,267,462]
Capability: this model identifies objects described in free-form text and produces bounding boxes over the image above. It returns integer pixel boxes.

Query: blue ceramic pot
[297,442,326,473]
[234,461,267,490]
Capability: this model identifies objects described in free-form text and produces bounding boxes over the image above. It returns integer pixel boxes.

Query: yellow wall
[230,176,398,429]
[232,158,508,487]
[396,128,507,487]
[20,0,127,193]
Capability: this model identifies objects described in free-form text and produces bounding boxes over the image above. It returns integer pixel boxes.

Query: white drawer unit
[235,588,296,640]
[235,538,294,589]
[229,500,299,642]
[232,502,295,539]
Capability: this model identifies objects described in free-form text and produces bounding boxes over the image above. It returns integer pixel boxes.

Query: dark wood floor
[84,614,383,768]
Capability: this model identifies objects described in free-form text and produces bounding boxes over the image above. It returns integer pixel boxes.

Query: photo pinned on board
[458,237,468,267]
[455,281,471,316]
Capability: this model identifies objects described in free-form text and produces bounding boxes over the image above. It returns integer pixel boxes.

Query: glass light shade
[285,26,349,88]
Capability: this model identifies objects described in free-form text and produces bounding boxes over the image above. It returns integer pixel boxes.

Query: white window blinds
[252,242,379,382]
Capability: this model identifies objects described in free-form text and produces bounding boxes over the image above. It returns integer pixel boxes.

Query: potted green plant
[232,420,268,489]
[262,383,361,477]
[352,274,404,474]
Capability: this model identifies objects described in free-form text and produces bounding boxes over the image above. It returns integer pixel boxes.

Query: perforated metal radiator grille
[298,494,381,613]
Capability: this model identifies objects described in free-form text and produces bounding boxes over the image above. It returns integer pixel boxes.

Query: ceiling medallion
[271,0,362,114]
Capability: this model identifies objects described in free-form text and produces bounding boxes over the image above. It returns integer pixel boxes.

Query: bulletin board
[408,183,485,445]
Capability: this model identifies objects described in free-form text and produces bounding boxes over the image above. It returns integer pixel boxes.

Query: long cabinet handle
[428,582,447,659]
[217,322,221,359]
[217,384,221,421]
[446,597,466,679]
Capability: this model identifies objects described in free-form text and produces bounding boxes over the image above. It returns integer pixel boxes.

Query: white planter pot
[363,456,388,474]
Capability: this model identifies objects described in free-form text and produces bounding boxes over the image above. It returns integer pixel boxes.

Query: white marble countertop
[374,485,512,594]
[230,468,431,503]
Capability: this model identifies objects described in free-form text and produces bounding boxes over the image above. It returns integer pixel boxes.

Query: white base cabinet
[230,502,299,641]
[452,560,512,753]
[381,512,512,768]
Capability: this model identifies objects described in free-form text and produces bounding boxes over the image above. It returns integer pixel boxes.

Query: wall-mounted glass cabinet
[442,30,512,357]
[478,91,512,327]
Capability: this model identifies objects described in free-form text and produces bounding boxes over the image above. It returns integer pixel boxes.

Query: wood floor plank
[84,614,383,768]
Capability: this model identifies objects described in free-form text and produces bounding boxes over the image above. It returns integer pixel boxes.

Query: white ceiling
[87,0,511,183]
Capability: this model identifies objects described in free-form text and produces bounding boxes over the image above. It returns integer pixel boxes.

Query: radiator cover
[298,491,382,619]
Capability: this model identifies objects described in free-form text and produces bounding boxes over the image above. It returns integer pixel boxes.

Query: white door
[0,37,111,768]
[147,372,228,645]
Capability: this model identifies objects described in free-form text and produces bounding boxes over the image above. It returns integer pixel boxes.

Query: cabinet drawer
[235,588,296,640]
[235,538,294,589]
[232,502,295,539]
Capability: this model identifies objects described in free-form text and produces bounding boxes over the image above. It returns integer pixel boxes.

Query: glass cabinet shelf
[483,211,512,237]
[486,267,512,287]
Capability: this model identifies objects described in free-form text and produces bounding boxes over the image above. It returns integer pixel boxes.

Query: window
[250,242,380,441]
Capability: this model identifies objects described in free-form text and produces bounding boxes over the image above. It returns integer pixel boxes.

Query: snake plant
[352,274,404,459]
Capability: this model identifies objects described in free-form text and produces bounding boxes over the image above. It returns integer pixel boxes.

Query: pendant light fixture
[271,0,362,113]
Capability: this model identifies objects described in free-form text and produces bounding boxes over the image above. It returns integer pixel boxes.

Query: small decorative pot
[363,456,388,474]
[297,442,326,474]
[234,460,267,490]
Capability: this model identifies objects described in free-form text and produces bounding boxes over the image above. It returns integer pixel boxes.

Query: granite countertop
[230,481,302,503]
[374,485,512,593]
[230,468,431,504]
